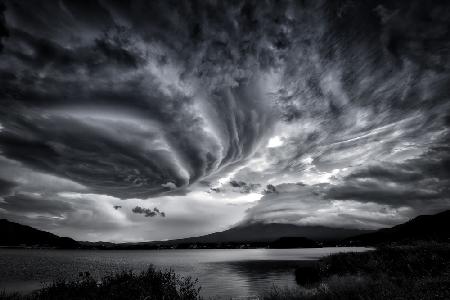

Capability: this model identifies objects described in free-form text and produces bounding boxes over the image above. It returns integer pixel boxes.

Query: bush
[1,267,201,300]
[294,264,321,286]
[271,243,450,300]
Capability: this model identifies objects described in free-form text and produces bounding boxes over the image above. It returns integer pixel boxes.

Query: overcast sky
[0,0,449,242]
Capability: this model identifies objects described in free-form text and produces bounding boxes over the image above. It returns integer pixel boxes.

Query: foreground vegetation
[265,242,450,300]
[0,268,201,300]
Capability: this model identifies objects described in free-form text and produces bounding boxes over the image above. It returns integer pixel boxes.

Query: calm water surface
[0,247,370,298]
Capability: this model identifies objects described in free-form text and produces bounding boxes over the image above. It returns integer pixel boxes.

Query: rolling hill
[346,210,450,245]
[0,219,80,249]
[158,222,373,245]
[3,210,449,249]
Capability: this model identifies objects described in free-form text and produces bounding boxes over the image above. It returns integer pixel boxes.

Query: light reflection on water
[0,247,370,298]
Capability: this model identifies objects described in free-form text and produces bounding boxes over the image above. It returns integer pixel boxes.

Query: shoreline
[0,247,371,298]
[1,244,449,299]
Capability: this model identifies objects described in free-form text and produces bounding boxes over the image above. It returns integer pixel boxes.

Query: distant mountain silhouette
[0,219,80,249]
[11,210,449,249]
[345,210,450,245]
[269,237,320,248]
[0,219,370,250]
[160,222,373,245]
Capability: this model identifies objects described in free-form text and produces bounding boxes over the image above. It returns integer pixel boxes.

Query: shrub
[273,243,450,300]
[294,264,321,286]
[0,267,201,300]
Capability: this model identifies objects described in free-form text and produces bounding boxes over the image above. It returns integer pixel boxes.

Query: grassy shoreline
[266,242,450,299]
[2,243,449,299]
[1,268,201,300]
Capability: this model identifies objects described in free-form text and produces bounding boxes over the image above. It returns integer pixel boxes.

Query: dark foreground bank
[268,242,450,300]
[1,243,449,299]
[0,268,201,300]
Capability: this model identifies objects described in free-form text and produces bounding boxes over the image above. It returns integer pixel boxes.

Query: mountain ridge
[158,222,373,245]
[345,210,450,245]
[0,219,80,249]
[2,209,449,249]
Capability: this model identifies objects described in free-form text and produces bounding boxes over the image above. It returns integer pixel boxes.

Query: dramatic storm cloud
[0,0,449,241]
[132,206,165,218]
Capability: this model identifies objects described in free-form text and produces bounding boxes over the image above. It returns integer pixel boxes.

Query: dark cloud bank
[0,0,449,238]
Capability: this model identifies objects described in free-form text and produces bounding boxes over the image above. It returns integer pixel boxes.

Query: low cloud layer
[0,0,449,241]
[244,143,450,229]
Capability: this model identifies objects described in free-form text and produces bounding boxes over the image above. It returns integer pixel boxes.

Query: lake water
[0,247,370,298]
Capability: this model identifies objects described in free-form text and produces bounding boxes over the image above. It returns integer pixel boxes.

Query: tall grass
[265,242,450,299]
[0,267,201,300]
